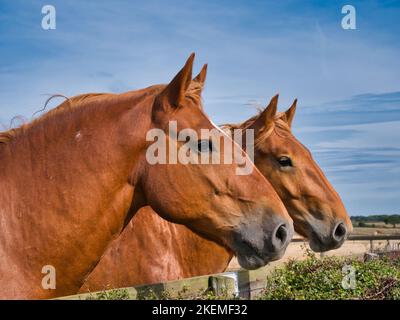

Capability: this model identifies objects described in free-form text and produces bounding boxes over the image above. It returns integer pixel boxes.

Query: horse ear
[193,64,207,86]
[249,94,278,133]
[158,53,195,109]
[261,94,278,127]
[284,98,297,128]
[190,64,207,98]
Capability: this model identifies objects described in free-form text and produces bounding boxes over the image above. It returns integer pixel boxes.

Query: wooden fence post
[209,275,236,297]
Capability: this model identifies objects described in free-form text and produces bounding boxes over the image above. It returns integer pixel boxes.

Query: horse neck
[0,91,155,297]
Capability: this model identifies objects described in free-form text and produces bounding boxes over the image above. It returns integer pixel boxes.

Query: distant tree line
[351,215,400,228]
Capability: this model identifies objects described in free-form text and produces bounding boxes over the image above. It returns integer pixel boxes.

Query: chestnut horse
[0,54,293,299]
[80,83,352,292]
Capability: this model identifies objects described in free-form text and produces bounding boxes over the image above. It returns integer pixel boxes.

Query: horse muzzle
[232,219,294,269]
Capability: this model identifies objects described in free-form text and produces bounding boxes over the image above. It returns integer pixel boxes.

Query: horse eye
[197,140,213,153]
[278,156,292,167]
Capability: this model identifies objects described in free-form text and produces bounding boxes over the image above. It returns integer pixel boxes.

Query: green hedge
[259,251,400,300]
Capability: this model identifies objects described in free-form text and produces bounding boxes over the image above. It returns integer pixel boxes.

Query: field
[352,226,400,236]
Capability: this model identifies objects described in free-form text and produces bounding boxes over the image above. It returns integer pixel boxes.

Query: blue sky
[1,0,399,215]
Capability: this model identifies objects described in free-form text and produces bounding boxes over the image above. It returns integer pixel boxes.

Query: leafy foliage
[85,288,131,300]
[259,250,400,300]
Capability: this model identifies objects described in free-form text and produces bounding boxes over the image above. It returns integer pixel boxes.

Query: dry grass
[352,226,400,236]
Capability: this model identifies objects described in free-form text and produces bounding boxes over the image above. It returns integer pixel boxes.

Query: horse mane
[0,93,109,144]
[221,111,292,146]
[0,80,204,145]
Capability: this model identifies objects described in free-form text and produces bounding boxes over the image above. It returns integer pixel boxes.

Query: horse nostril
[333,222,347,242]
[272,223,289,251]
